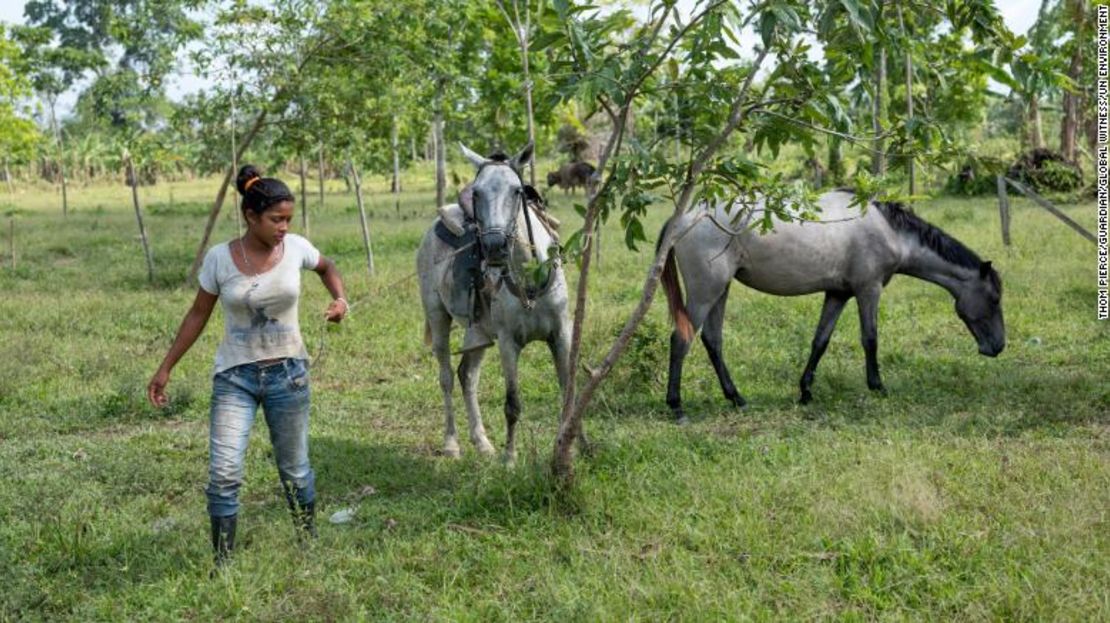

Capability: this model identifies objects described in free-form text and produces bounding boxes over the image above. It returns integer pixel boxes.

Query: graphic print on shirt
[245,281,285,331]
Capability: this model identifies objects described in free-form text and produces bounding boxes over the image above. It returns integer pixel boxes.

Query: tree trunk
[520,32,536,186]
[3,157,12,196]
[411,135,418,162]
[1060,51,1082,162]
[230,103,242,237]
[317,144,326,212]
[997,175,1011,246]
[905,48,915,194]
[496,0,537,184]
[872,46,887,176]
[897,1,914,194]
[299,154,309,236]
[49,99,68,218]
[434,85,447,208]
[125,154,156,283]
[187,109,269,286]
[1086,107,1098,155]
[1028,95,1044,149]
[391,114,402,214]
[828,137,844,184]
[348,159,375,277]
[8,217,15,270]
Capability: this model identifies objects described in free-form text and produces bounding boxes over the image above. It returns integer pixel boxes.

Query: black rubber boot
[282,481,317,542]
[210,514,237,568]
[298,501,318,540]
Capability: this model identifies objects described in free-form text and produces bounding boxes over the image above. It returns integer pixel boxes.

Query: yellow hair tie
[244,177,261,191]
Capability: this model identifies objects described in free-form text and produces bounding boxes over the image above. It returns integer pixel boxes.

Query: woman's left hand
[324,298,348,323]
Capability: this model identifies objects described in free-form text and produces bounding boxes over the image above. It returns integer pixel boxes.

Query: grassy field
[0,167,1107,621]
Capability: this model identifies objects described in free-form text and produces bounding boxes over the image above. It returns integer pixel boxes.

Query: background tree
[1011,0,1068,151]
[0,25,42,194]
[1057,0,1093,163]
[493,0,545,186]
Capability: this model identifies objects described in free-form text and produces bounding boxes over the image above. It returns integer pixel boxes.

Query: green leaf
[623,216,646,252]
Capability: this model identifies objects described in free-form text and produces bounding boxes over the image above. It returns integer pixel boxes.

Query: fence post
[996,175,1011,246]
[126,153,156,283]
[348,159,375,277]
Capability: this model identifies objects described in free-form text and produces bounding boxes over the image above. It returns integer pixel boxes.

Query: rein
[470,160,554,310]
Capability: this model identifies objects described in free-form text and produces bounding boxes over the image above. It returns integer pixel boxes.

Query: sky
[0,0,1044,116]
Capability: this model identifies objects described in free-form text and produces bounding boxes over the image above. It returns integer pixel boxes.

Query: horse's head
[460,142,533,266]
[955,261,1005,357]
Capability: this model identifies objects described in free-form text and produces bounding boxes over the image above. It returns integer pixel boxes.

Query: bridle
[469,160,551,309]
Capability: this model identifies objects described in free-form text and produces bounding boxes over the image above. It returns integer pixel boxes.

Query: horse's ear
[980,261,992,278]
[458,143,486,169]
[511,142,534,171]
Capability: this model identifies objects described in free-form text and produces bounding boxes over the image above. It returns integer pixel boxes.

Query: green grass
[0,169,1107,621]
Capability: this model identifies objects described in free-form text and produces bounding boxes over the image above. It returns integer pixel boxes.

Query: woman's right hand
[148,368,170,408]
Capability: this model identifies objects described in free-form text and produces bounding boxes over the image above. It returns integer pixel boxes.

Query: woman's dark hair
[235,164,295,214]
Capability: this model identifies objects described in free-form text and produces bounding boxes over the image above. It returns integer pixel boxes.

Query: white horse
[661,190,1005,420]
[417,143,573,462]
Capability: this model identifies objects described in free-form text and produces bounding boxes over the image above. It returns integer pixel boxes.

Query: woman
[148,165,348,566]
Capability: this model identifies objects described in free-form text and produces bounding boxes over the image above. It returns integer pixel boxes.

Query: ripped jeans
[206,358,315,518]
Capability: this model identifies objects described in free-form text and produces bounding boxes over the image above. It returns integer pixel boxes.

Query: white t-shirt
[198,233,321,374]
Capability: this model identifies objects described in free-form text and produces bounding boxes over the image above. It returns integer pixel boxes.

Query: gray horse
[417,142,572,462]
[660,190,1005,419]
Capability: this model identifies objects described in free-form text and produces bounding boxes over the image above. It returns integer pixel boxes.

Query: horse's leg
[666,293,723,424]
[666,330,693,422]
[799,291,851,404]
[856,286,885,393]
[700,286,746,409]
[458,346,496,455]
[430,311,460,457]
[497,338,523,465]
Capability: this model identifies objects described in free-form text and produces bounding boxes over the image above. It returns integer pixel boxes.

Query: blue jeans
[206,358,315,518]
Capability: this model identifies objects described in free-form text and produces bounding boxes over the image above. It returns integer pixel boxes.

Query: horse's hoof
[868,384,887,396]
[675,415,691,426]
[728,394,748,410]
[502,452,517,467]
[442,446,461,459]
[798,392,813,405]
[475,441,496,456]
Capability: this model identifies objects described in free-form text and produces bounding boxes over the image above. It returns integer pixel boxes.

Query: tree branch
[751,108,896,154]
[673,44,770,213]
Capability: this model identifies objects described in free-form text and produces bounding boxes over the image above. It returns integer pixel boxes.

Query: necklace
[239,237,284,289]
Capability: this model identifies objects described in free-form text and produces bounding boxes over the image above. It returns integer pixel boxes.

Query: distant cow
[546,161,597,195]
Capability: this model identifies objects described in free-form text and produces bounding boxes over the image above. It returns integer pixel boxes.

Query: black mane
[874,200,983,271]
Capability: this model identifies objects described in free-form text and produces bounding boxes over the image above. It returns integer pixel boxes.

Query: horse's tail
[659,219,694,343]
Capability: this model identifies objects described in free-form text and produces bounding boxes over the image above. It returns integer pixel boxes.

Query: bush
[1007,148,1083,193]
[944,156,1009,196]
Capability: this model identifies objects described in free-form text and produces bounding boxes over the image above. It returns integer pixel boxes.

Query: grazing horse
[546,161,597,195]
[660,190,1005,420]
[417,142,574,462]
